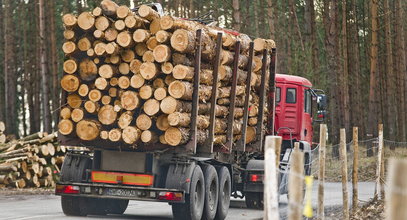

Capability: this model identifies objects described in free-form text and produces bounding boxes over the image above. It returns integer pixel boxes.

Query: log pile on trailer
[59,0,275,151]
[0,127,65,188]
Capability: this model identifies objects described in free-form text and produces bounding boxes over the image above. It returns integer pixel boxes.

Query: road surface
[0,182,375,220]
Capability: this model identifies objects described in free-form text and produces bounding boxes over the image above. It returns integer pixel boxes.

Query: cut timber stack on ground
[0,131,65,188]
[0,122,6,144]
[59,0,275,151]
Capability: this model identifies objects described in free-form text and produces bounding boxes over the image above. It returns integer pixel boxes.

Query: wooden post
[340,128,349,220]
[386,158,407,220]
[375,124,383,199]
[380,124,385,199]
[288,143,304,220]
[264,136,281,220]
[352,127,359,214]
[318,124,327,220]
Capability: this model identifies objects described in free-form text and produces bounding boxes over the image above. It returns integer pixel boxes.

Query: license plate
[105,188,138,197]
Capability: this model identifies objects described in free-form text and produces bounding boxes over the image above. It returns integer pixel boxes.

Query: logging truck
[56,1,327,219]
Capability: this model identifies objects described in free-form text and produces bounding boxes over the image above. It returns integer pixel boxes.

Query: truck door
[302,88,313,143]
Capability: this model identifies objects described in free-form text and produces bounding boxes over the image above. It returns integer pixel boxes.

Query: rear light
[250,174,263,182]
[158,192,183,201]
[56,185,80,194]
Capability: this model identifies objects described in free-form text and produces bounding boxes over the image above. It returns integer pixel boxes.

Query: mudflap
[165,161,197,199]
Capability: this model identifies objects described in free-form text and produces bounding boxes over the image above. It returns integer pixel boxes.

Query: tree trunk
[232,0,241,31]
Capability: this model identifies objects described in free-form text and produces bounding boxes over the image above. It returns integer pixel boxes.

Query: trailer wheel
[61,196,87,216]
[106,199,129,214]
[201,164,219,220]
[215,166,231,220]
[245,192,263,209]
[172,165,205,220]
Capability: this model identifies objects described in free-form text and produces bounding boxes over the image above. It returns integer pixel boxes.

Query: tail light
[249,174,263,182]
[158,192,183,201]
[56,185,80,194]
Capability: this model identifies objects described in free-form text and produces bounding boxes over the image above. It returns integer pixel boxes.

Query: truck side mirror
[317,94,327,110]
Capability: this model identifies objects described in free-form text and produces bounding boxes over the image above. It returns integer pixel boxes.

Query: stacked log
[60,0,275,149]
[0,132,65,188]
[0,122,5,144]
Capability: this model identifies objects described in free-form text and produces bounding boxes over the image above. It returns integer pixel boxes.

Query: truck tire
[61,196,87,216]
[215,166,231,220]
[106,199,129,214]
[245,192,263,209]
[201,164,219,220]
[172,165,205,220]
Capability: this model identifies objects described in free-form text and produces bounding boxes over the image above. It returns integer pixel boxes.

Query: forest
[0,0,406,143]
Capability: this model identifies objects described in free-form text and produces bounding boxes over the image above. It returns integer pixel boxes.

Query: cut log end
[153,45,171,63]
[140,62,158,80]
[98,105,117,125]
[143,99,160,116]
[122,126,141,144]
[136,114,152,131]
[121,91,140,111]
[77,12,95,31]
[58,119,74,135]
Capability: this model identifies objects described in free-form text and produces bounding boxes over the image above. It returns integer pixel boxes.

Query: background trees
[0,0,406,143]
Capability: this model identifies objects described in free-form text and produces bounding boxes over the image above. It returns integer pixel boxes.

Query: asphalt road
[0,182,375,220]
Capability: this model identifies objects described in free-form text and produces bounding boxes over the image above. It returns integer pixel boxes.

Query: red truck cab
[274,74,314,145]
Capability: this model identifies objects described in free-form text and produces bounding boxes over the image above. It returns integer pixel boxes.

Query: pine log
[77,12,95,30]
[108,87,118,97]
[218,96,247,107]
[172,65,214,84]
[156,30,171,43]
[138,5,160,21]
[76,120,101,141]
[94,42,106,56]
[114,20,126,31]
[156,114,170,131]
[84,101,99,113]
[168,112,210,129]
[95,77,108,90]
[170,29,195,53]
[149,18,161,34]
[160,96,191,114]
[122,126,141,144]
[79,59,98,81]
[143,99,160,116]
[159,135,167,144]
[39,144,49,157]
[246,126,256,144]
[164,127,210,146]
[130,74,145,89]
[121,91,140,111]
[61,75,80,92]
[78,37,92,51]
[139,85,153,100]
[0,163,18,172]
[63,30,75,40]
[168,81,212,101]
[78,84,89,97]
[253,38,276,52]
[116,5,130,19]
[249,105,259,117]
[121,49,135,62]
[62,14,77,27]
[109,55,120,64]
[60,107,71,120]
[218,86,245,98]
[221,50,248,69]
[99,64,116,78]
[105,42,119,55]
[165,75,176,85]
[153,45,171,63]
[142,51,155,62]
[87,48,95,57]
[101,96,111,105]
[67,94,82,108]
[105,28,118,41]
[124,15,146,29]
[92,7,102,16]
[130,59,142,74]
[93,30,105,39]
[161,62,173,74]
[71,108,84,123]
[172,53,194,66]
[109,129,122,142]
[20,161,28,173]
[146,37,159,50]
[100,0,119,17]
[117,111,132,129]
[117,31,134,48]
[29,162,40,174]
[97,105,117,125]
[154,87,167,101]
[140,62,158,80]
[133,29,151,43]
[88,89,102,102]
[100,130,109,140]
[58,119,74,135]
[135,43,148,57]
[136,114,152,131]
[62,41,77,55]
[141,130,158,143]
[63,59,77,74]
[47,143,55,156]
[153,78,165,88]
[118,76,130,89]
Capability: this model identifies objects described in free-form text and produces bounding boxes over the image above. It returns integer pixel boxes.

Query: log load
[59,0,275,151]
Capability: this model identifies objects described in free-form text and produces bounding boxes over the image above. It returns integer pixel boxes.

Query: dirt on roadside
[0,187,54,196]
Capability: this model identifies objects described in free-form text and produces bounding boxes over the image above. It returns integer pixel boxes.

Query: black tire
[106,199,129,214]
[245,192,263,209]
[201,164,219,220]
[61,196,87,216]
[172,165,205,220]
[215,166,231,220]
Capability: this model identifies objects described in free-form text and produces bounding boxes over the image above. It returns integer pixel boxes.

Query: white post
[264,135,281,220]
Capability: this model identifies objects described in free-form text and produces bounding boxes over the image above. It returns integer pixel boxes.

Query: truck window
[286,88,296,103]
[305,89,312,114]
[276,87,281,103]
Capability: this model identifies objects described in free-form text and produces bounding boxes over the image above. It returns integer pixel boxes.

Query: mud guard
[165,161,197,195]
